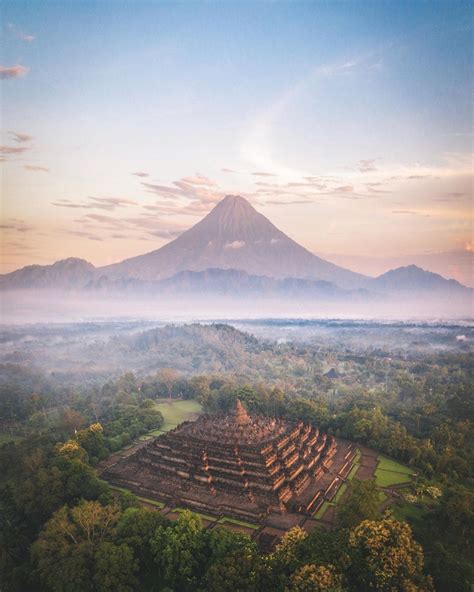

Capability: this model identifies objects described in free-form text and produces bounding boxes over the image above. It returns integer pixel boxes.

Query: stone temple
[103,401,357,528]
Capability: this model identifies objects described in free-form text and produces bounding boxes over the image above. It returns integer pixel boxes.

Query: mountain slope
[371,265,470,293]
[84,268,375,300]
[0,258,96,289]
[100,195,368,288]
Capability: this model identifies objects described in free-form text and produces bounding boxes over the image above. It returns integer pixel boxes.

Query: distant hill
[0,197,470,306]
[371,265,470,293]
[0,258,95,289]
[84,268,375,300]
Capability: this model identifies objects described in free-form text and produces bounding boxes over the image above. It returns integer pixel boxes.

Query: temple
[103,400,357,528]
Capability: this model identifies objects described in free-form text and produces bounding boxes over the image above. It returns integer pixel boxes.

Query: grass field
[218,516,259,530]
[172,507,218,522]
[347,461,360,482]
[314,500,333,519]
[393,501,428,526]
[153,399,203,433]
[334,482,348,503]
[110,485,165,508]
[375,456,413,487]
[377,456,413,474]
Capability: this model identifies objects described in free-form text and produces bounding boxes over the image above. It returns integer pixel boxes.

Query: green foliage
[347,516,433,591]
[338,479,381,528]
[151,510,207,591]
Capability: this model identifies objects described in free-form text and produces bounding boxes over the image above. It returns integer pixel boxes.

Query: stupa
[103,400,355,522]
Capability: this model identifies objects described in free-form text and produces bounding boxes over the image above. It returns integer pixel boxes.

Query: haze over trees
[0,321,472,590]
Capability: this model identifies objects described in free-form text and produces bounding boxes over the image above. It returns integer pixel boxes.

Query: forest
[0,322,472,591]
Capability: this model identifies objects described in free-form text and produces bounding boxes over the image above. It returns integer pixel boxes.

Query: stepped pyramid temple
[103,401,357,538]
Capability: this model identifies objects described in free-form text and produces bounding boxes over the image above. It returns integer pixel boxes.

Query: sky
[1,0,473,285]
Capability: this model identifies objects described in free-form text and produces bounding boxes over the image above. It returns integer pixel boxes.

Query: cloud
[242,53,385,178]
[221,168,237,173]
[10,131,33,143]
[0,219,33,232]
[357,158,378,172]
[52,197,137,211]
[0,145,30,154]
[141,175,224,215]
[0,64,29,79]
[181,174,216,186]
[252,171,277,177]
[392,210,430,217]
[224,240,246,249]
[333,185,354,193]
[8,24,35,42]
[24,165,49,173]
[265,199,314,206]
[74,210,187,242]
[132,171,149,177]
[89,197,137,208]
[64,230,103,241]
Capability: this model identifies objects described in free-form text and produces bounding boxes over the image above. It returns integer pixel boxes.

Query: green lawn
[375,469,412,487]
[377,456,413,475]
[218,516,259,530]
[334,482,348,503]
[109,485,165,508]
[314,500,333,519]
[393,501,428,526]
[172,508,218,522]
[374,456,414,487]
[153,399,203,433]
[347,462,360,481]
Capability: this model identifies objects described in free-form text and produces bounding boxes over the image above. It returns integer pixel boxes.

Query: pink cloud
[0,64,29,79]
[10,131,33,143]
[132,171,149,177]
[24,165,49,173]
[0,145,30,154]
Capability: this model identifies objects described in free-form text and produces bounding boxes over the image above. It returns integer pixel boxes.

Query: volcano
[100,195,367,288]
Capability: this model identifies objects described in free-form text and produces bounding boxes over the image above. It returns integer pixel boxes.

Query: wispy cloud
[0,219,34,232]
[357,158,378,172]
[0,64,29,79]
[241,53,384,178]
[392,210,430,217]
[252,171,277,177]
[52,197,137,211]
[0,145,30,155]
[8,23,35,42]
[181,173,216,186]
[132,171,149,177]
[10,131,33,143]
[141,174,224,216]
[221,167,237,173]
[24,165,49,173]
[265,199,314,206]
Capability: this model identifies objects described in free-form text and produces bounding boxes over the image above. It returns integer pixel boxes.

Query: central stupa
[103,400,348,522]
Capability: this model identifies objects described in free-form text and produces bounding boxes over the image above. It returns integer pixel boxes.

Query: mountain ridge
[99,195,368,288]
[0,196,470,298]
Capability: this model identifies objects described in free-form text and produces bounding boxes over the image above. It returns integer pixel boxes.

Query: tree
[286,564,344,592]
[347,516,433,591]
[32,501,137,592]
[151,510,207,591]
[93,541,137,592]
[115,507,168,582]
[338,478,380,528]
[204,547,261,592]
[157,368,180,399]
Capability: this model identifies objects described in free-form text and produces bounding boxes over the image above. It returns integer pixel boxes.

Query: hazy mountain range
[1,195,470,303]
